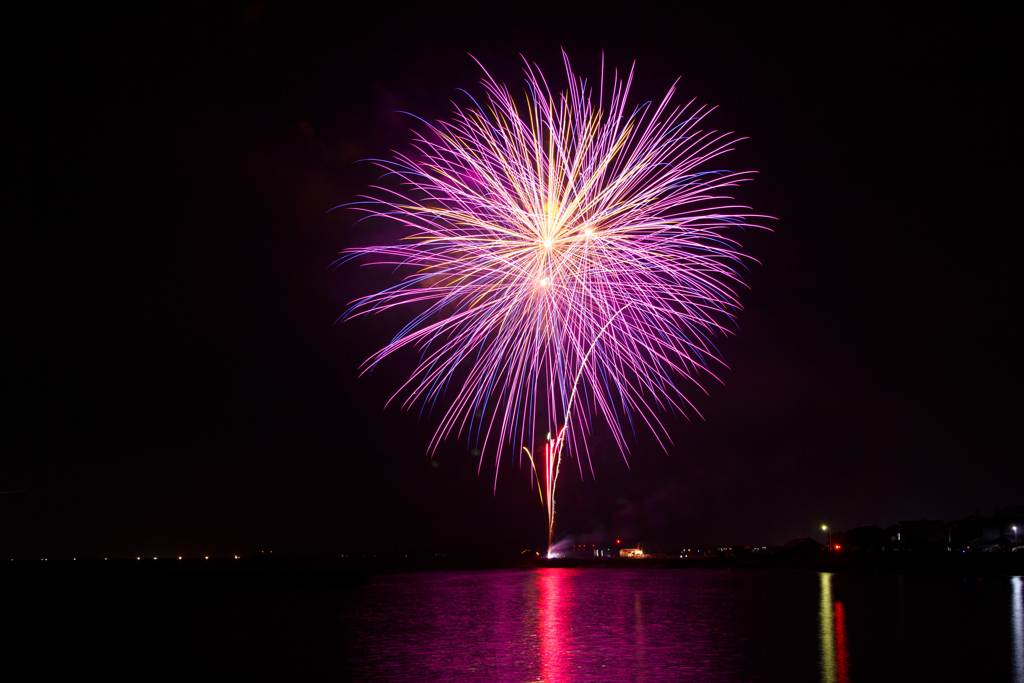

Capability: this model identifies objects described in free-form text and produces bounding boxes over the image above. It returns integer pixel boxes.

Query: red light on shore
[616,540,621,544]
[834,544,841,550]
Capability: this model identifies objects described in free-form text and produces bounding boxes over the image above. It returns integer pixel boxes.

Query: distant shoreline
[513,553,1024,576]
[3,552,1021,592]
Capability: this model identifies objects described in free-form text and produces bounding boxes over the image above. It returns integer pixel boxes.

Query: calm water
[12,568,1024,680]
[329,569,1022,682]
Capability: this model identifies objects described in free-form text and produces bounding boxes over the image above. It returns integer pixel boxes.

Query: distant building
[951,505,1024,551]
[619,548,644,558]
[899,520,946,545]
[828,505,1023,555]
[781,537,823,553]
[947,519,982,549]
[846,525,887,552]
[882,520,950,552]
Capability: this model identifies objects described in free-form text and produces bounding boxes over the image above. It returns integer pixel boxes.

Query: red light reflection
[834,601,850,683]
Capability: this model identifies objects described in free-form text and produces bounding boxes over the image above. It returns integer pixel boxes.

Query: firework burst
[338,52,764,542]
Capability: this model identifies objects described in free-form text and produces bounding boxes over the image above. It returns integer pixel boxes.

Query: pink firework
[338,52,765,539]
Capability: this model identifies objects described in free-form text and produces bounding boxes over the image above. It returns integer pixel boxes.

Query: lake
[9,567,1023,680]
[330,568,1022,682]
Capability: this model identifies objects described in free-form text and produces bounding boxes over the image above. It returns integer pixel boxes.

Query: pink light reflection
[538,568,577,682]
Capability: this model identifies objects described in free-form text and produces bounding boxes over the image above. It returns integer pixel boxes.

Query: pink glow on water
[538,568,577,682]
[331,569,1017,680]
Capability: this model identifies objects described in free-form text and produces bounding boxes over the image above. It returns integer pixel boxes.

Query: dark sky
[6,5,1019,558]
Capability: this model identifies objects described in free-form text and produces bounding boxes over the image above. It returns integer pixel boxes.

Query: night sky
[6,5,1019,559]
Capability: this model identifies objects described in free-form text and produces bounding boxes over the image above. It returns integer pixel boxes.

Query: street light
[1014,526,1018,548]
[822,525,832,551]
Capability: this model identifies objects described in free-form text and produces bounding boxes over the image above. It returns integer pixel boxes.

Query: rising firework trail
[337,52,766,551]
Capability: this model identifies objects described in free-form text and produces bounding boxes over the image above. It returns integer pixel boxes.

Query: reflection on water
[344,568,743,681]
[336,568,1022,681]
[536,569,651,682]
[1013,576,1023,683]
[538,569,572,682]
[819,573,850,683]
[820,572,836,683]
[834,601,850,683]
[633,590,647,681]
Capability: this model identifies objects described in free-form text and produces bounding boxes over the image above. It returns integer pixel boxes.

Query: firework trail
[338,52,764,548]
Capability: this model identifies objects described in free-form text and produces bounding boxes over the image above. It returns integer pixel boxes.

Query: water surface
[328,568,1022,681]
[12,567,1022,680]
